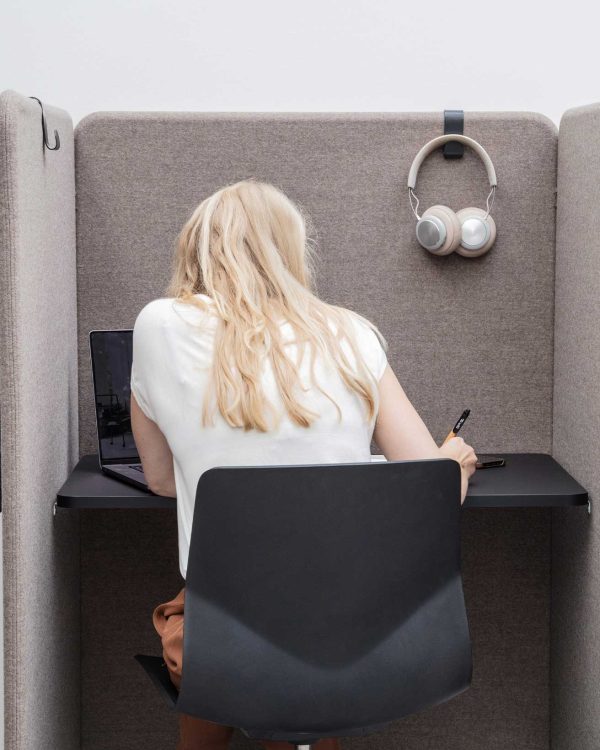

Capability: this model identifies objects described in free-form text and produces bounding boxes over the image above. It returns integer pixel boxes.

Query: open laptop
[89,330,151,492]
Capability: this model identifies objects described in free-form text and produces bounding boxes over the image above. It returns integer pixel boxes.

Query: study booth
[0,89,599,750]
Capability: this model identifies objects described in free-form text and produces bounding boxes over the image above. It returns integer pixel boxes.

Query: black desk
[56,453,588,510]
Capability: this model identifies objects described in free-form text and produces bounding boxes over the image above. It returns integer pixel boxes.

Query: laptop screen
[89,330,139,464]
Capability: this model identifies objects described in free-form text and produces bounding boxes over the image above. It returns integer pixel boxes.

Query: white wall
[1,0,599,126]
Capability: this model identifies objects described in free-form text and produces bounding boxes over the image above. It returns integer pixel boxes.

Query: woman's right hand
[438,436,478,504]
[371,366,477,504]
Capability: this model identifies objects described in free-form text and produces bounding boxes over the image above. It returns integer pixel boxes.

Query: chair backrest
[176,458,472,743]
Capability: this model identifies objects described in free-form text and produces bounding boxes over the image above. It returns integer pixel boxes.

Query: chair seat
[135,654,179,710]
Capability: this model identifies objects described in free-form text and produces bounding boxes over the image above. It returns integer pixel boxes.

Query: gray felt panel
[75,111,557,457]
[0,90,80,750]
[552,102,600,750]
[75,111,557,750]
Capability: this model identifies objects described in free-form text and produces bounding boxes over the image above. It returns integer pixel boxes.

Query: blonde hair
[167,178,386,432]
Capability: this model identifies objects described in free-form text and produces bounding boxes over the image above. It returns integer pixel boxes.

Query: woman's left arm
[131,392,177,498]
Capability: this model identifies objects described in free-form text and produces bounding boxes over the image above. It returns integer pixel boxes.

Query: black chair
[136,458,472,748]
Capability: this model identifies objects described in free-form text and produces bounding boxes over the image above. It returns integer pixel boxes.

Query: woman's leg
[152,587,235,750]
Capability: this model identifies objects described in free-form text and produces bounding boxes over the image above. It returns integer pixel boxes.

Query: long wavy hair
[166,178,386,432]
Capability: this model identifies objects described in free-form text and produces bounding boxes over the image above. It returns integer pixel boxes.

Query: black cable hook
[29,96,60,151]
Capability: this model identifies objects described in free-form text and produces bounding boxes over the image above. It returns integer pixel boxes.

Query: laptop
[89,329,151,492]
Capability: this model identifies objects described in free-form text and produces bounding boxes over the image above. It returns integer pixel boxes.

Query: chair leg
[258,738,315,750]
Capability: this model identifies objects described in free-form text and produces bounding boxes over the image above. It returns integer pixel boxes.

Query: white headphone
[407,134,498,257]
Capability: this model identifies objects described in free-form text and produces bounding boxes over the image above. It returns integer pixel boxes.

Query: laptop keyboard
[128,464,144,472]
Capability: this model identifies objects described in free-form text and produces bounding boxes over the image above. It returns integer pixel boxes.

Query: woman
[130,179,477,750]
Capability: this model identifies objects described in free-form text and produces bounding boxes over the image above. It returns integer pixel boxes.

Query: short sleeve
[347,312,388,382]
[130,302,161,422]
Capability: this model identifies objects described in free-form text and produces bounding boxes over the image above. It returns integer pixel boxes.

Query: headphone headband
[407,134,498,190]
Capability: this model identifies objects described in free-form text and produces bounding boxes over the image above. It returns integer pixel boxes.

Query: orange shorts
[153,587,342,750]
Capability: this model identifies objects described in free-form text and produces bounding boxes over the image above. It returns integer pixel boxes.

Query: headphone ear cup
[417,205,461,255]
[455,207,497,257]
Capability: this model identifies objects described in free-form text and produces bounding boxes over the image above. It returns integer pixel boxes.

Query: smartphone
[475,457,506,469]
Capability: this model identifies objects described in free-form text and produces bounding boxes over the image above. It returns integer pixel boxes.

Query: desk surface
[56,453,588,510]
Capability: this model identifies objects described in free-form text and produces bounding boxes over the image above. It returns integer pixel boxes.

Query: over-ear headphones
[407,134,498,257]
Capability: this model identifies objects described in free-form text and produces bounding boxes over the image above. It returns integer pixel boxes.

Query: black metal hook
[29,96,60,151]
[443,109,464,159]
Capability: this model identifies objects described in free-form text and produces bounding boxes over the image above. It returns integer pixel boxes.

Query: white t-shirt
[130,294,387,580]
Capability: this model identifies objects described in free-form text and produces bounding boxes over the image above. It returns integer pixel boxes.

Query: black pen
[441,409,470,446]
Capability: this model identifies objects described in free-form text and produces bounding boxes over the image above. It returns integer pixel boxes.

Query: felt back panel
[0,91,79,750]
[75,112,557,750]
[76,111,557,454]
[552,103,600,750]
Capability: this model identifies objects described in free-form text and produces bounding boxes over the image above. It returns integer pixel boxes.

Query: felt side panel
[75,111,557,750]
[0,90,80,750]
[552,102,600,750]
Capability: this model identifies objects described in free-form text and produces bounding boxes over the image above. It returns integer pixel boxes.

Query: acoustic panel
[0,90,80,750]
[552,102,600,750]
[75,111,557,457]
